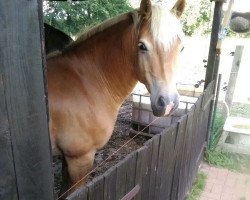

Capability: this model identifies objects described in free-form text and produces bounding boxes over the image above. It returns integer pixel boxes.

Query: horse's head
[135,0,185,117]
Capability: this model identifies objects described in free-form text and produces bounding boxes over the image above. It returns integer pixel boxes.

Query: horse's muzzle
[151,93,179,117]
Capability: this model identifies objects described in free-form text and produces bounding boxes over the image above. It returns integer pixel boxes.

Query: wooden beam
[0,75,18,200]
[225,45,244,109]
[204,1,223,88]
[0,0,54,199]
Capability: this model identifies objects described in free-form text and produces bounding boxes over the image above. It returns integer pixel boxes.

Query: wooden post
[204,0,224,89]
[204,0,224,147]
[0,0,54,199]
[225,45,244,109]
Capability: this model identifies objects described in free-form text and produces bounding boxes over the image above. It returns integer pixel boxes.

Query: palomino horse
[47,0,185,193]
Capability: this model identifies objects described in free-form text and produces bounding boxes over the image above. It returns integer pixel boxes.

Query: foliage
[43,0,249,38]
[43,0,132,36]
[227,24,250,38]
[209,107,225,150]
[212,111,224,134]
[185,172,207,200]
[230,102,250,118]
[205,150,250,172]
[180,0,212,36]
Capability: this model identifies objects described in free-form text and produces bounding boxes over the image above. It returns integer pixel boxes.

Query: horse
[47,0,185,194]
[229,11,250,33]
[44,23,73,54]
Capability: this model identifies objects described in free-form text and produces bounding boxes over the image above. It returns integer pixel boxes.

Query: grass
[209,110,225,150]
[230,102,250,118]
[205,150,250,173]
[185,172,207,200]
[209,101,250,150]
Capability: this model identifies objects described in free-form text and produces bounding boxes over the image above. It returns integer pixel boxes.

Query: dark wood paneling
[103,166,117,200]
[66,186,88,200]
[159,124,177,200]
[171,116,187,200]
[88,176,104,200]
[134,146,149,200]
[148,134,160,200]
[116,156,129,199]
[140,143,152,200]
[0,0,54,199]
[0,75,18,199]
[125,152,137,193]
[154,132,168,200]
[178,108,195,200]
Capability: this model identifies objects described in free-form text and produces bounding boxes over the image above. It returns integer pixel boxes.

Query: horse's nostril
[158,96,166,107]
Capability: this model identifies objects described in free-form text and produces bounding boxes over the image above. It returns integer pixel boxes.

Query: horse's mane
[47,5,184,58]
[64,10,139,51]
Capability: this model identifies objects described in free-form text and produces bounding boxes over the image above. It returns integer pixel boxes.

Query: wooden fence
[0,1,54,199]
[66,81,214,200]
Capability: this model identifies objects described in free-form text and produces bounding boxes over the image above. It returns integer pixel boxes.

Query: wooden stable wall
[66,82,214,200]
[0,0,54,199]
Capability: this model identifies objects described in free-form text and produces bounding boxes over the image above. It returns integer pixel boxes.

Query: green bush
[43,0,132,36]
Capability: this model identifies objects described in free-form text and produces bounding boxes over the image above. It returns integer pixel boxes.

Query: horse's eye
[138,42,148,51]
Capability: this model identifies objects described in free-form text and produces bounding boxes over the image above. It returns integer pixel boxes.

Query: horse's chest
[90,114,116,149]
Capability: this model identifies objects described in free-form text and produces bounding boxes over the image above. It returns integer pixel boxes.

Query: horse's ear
[171,0,186,18]
[139,0,152,18]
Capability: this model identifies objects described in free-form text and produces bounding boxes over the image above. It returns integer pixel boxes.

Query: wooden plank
[148,134,160,200]
[134,146,149,200]
[225,46,244,108]
[188,98,202,189]
[170,116,188,200]
[202,82,214,143]
[0,0,54,199]
[186,108,196,195]
[204,1,223,88]
[141,143,152,200]
[178,108,194,200]
[88,176,104,200]
[159,124,178,200]
[0,74,18,199]
[193,97,203,161]
[103,166,117,200]
[116,157,129,200]
[66,185,88,200]
[154,131,168,200]
[125,152,137,193]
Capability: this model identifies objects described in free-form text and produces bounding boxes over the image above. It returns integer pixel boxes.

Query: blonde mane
[150,5,184,52]
[59,5,183,53]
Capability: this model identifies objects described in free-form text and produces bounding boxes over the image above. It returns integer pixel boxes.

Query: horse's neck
[66,17,138,107]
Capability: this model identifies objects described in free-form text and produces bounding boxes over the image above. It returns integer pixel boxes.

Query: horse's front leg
[65,150,96,193]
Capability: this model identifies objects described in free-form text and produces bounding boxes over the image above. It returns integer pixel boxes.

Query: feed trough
[131,93,198,136]
[218,117,250,155]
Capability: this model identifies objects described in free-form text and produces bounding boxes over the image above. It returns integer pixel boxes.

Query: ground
[199,162,250,200]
